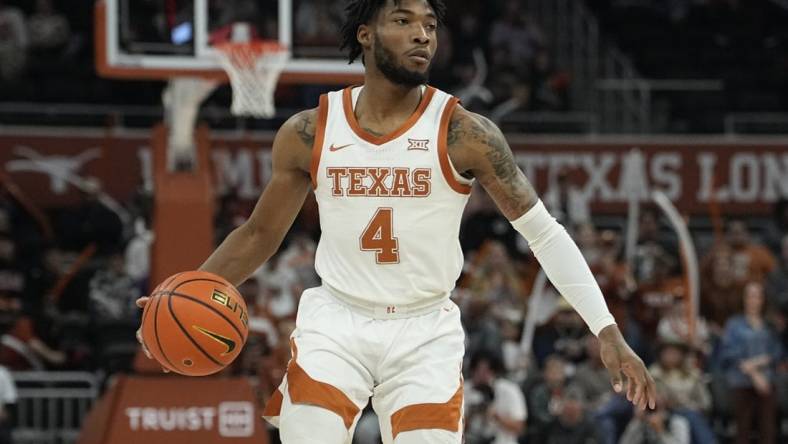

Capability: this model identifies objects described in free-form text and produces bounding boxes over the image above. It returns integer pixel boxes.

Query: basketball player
[137,0,656,442]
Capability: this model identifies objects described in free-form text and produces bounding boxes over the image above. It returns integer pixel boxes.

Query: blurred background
[0,0,786,443]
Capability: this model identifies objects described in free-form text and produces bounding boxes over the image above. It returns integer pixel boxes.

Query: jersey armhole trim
[310,94,330,190]
[438,98,472,195]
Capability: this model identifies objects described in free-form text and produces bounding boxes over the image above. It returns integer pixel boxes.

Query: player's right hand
[135,296,170,373]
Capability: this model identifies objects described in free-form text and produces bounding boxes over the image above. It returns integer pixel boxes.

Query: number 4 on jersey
[360,208,399,264]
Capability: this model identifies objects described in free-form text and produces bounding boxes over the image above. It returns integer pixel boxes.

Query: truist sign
[124,402,254,437]
[78,377,266,444]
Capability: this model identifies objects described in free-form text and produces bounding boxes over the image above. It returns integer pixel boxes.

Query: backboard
[95,0,364,84]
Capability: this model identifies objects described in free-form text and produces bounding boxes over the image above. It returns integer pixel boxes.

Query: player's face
[371,0,438,86]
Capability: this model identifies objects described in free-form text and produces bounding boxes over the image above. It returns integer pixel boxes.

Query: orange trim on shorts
[286,339,360,429]
[262,389,284,418]
[438,98,472,195]
[310,94,330,190]
[342,86,436,146]
[390,381,464,439]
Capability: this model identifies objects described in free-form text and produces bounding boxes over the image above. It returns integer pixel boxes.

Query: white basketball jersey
[310,85,473,308]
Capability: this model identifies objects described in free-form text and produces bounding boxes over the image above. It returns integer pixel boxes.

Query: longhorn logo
[5,146,101,194]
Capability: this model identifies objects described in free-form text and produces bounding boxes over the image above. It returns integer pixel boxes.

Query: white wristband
[511,200,616,336]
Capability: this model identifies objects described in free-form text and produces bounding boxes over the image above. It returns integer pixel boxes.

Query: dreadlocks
[340,0,447,64]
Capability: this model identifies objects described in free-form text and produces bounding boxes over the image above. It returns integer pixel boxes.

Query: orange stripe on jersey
[343,86,436,146]
[286,339,360,429]
[438,98,472,195]
[310,94,330,190]
[390,381,463,439]
[261,388,283,418]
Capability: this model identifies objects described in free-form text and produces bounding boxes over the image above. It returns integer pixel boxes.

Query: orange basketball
[140,270,248,376]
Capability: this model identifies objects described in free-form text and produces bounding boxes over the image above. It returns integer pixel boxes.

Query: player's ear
[357,24,373,50]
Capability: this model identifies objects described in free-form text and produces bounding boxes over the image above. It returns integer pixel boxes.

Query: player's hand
[598,324,656,411]
[135,296,170,373]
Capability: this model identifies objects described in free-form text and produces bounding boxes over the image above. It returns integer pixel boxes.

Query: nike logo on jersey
[193,325,236,356]
[329,143,354,152]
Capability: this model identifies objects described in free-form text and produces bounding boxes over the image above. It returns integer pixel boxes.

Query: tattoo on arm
[450,112,538,219]
[295,111,316,147]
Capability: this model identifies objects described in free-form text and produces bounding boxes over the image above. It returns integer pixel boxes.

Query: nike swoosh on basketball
[193,325,236,356]
[329,143,353,152]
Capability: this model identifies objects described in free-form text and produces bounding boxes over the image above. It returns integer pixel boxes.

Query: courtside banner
[1,131,786,214]
[78,376,267,444]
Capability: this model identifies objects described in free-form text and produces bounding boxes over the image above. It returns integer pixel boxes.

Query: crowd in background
[0,0,569,116]
[0,0,787,443]
[0,171,786,443]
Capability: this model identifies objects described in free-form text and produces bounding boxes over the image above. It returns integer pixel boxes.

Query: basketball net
[215,39,290,118]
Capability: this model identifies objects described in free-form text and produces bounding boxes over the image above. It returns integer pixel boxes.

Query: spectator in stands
[618,389,690,444]
[575,222,602,265]
[526,354,570,441]
[541,385,603,444]
[633,249,683,342]
[124,217,153,291]
[294,0,343,46]
[462,294,505,370]
[649,340,716,444]
[27,0,70,53]
[0,365,15,444]
[725,219,777,283]
[0,0,28,80]
[532,300,588,366]
[499,314,529,383]
[528,47,569,111]
[466,240,525,317]
[719,281,782,444]
[656,298,712,357]
[634,208,679,283]
[594,229,637,306]
[88,249,141,372]
[0,234,25,310]
[87,249,140,324]
[765,233,788,316]
[489,1,544,74]
[277,233,320,291]
[464,351,527,444]
[0,294,65,370]
[543,168,590,229]
[254,253,300,320]
[57,179,123,255]
[764,198,788,253]
[700,217,777,331]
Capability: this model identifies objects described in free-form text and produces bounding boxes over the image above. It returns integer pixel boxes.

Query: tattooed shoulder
[447,110,515,178]
[291,109,317,148]
[447,108,537,218]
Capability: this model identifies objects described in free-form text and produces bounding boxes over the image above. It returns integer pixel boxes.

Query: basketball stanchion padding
[78,376,268,444]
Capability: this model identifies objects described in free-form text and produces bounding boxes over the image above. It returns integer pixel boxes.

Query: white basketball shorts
[262,285,465,443]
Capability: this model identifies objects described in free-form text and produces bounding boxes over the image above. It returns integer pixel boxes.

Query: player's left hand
[598,324,656,411]
[136,296,170,373]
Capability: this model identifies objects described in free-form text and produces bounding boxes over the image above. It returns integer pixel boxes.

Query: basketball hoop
[215,40,290,118]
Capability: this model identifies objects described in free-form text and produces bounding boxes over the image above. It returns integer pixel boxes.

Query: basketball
[140,271,249,376]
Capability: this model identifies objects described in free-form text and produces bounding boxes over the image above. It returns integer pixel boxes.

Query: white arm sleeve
[511,200,616,336]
